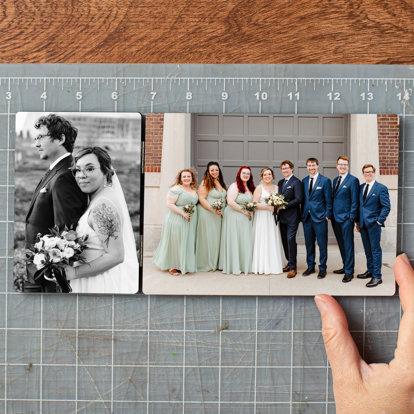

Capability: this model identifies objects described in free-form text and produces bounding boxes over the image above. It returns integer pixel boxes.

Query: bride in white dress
[251,167,284,274]
[64,147,139,294]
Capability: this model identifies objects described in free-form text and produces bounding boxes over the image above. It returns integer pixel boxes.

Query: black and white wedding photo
[143,113,399,296]
[14,112,142,294]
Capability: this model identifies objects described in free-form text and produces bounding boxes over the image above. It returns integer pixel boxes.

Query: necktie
[363,183,369,201]
[309,177,314,194]
[335,176,342,192]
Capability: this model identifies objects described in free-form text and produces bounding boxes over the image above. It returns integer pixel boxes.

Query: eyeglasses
[363,170,375,174]
[71,166,98,177]
[34,134,52,142]
[337,163,349,167]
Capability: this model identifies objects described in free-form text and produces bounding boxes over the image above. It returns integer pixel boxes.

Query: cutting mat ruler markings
[1,64,412,414]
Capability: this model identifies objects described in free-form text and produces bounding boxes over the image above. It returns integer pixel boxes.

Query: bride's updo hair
[74,146,115,184]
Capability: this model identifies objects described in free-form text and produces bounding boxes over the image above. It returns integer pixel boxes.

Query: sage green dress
[219,191,253,275]
[152,187,198,274]
[196,188,227,271]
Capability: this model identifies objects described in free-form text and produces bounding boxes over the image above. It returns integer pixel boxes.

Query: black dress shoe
[317,270,327,279]
[302,268,315,276]
[283,265,290,272]
[342,273,354,283]
[366,277,382,288]
[333,268,345,274]
[357,271,373,279]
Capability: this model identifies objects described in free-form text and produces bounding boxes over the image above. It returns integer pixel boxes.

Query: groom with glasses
[24,114,88,292]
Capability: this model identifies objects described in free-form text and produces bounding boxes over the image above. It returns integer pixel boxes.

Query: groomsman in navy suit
[356,164,391,287]
[331,156,360,283]
[277,160,304,278]
[301,158,332,278]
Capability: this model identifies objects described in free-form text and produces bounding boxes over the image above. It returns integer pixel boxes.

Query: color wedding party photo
[143,113,399,296]
[14,112,142,294]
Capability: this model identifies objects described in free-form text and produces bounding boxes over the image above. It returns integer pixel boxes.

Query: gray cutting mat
[1,64,412,413]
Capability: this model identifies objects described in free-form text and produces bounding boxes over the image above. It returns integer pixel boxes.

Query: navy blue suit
[331,174,360,274]
[277,175,304,270]
[301,174,332,271]
[358,181,391,279]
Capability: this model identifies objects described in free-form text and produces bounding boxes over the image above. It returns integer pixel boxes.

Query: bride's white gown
[70,177,139,294]
[251,187,284,274]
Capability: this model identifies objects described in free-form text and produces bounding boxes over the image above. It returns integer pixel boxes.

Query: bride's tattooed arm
[92,201,121,247]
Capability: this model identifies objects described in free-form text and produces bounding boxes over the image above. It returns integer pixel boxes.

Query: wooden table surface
[0,0,413,63]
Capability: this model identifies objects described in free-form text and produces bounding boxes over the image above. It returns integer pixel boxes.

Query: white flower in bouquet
[34,240,44,250]
[242,201,257,221]
[63,247,75,259]
[49,248,63,263]
[42,235,57,250]
[56,238,67,250]
[33,253,46,270]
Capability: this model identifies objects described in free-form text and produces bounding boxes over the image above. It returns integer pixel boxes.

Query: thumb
[315,294,364,385]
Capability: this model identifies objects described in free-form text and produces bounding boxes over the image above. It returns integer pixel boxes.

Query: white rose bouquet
[265,193,288,209]
[25,225,88,293]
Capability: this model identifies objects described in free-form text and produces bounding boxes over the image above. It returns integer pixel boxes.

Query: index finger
[393,254,414,363]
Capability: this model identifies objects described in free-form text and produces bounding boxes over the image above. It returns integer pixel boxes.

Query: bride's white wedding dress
[70,174,139,294]
[251,187,284,274]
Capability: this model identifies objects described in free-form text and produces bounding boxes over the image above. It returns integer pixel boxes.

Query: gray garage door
[192,114,349,243]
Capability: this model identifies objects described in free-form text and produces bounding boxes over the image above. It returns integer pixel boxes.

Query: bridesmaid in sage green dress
[196,162,227,271]
[152,169,198,275]
[219,166,256,275]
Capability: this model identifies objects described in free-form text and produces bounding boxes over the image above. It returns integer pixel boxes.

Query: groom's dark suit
[277,175,304,271]
[25,155,88,292]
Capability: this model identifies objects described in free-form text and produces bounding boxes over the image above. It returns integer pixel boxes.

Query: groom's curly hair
[35,114,78,153]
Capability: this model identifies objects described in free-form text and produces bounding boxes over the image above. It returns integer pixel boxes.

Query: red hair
[236,166,255,193]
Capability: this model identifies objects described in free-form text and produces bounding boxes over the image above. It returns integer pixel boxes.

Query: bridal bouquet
[265,193,288,209]
[25,225,88,293]
[211,199,225,212]
[242,201,257,221]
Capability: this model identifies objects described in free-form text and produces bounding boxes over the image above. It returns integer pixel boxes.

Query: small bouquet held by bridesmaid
[211,199,225,213]
[242,201,257,220]
[183,202,196,221]
[25,225,88,293]
[265,193,288,209]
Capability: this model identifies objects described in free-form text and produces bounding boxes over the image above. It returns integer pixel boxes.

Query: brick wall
[377,114,399,175]
[145,113,164,172]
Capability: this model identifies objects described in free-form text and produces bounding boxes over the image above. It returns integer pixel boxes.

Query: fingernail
[398,252,411,266]
[314,295,327,315]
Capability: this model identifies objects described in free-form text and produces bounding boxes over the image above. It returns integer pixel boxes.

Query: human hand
[214,209,222,216]
[314,253,414,414]
[63,265,76,281]
[182,212,191,221]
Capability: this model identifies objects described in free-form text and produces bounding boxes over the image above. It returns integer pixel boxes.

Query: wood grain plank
[0,0,413,63]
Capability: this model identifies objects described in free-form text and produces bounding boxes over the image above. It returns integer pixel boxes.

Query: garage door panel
[196,140,219,161]
[223,116,244,135]
[247,141,269,162]
[323,141,345,160]
[298,141,320,161]
[222,140,244,160]
[323,117,345,136]
[273,116,294,135]
[298,116,319,136]
[196,114,220,135]
[273,141,294,162]
[248,116,269,136]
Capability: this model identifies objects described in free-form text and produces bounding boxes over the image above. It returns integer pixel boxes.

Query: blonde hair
[260,167,274,180]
